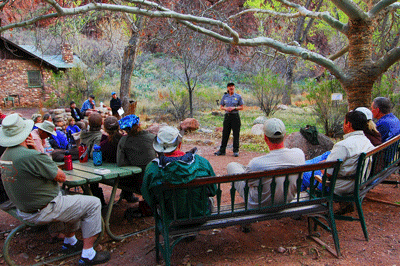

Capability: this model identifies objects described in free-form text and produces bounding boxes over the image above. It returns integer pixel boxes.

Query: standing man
[214,83,244,157]
[371,97,400,143]
[0,114,110,265]
[81,95,96,117]
[110,92,122,118]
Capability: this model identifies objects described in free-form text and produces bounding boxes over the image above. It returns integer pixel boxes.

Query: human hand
[26,135,38,150]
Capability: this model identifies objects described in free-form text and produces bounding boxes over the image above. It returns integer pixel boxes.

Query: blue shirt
[66,125,81,134]
[220,93,244,114]
[376,113,400,143]
[81,99,95,114]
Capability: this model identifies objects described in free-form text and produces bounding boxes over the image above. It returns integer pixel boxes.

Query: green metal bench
[149,160,343,266]
[333,134,400,241]
[3,96,15,107]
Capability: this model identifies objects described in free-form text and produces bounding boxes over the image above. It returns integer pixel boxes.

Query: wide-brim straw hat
[36,120,57,136]
[153,126,183,153]
[0,114,34,147]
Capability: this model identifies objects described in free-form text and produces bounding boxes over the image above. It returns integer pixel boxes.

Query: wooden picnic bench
[149,160,343,266]
[333,134,400,241]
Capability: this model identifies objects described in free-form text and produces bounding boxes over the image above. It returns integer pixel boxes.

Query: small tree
[251,71,285,117]
[306,77,347,137]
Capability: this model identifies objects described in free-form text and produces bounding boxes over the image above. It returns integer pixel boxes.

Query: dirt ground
[1,108,400,265]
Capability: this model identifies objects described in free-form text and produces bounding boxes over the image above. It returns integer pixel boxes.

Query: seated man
[371,97,400,143]
[227,118,305,209]
[32,120,57,153]
[325,110,375,196]
[0,114,110,265]
[81,95,96,117]
[141,126,216,219]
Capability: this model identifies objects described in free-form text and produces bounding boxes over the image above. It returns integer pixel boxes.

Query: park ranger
[214,82,244,157]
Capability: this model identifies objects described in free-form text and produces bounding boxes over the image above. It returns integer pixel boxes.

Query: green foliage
[372,74,400,117]
[157,85,190,121]
[43,92,59,109]
[248,71,285,117]
[304,77,347,137]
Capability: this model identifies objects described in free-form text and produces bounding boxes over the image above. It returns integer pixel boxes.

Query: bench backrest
[354,134,400,193]
[151,160,342,226]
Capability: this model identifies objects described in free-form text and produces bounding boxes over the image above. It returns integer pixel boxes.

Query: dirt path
[1,108,400,265]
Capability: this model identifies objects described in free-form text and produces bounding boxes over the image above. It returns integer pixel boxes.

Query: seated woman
[116,115,156,203]
[100,116,122,163]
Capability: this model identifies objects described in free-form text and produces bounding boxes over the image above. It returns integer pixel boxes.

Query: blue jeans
[301,151,331,191]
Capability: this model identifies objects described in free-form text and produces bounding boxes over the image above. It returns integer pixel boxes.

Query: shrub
[305,77,347,137]
[248,71,285,117]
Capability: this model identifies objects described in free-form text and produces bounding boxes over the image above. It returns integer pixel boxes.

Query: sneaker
[61,240,83,254]
[233,152,239,157]
[78,251,111,266]
[214,151,225,156]
[120,191,140,203]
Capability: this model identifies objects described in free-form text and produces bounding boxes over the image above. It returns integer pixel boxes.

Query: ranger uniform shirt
[220,93,244,114]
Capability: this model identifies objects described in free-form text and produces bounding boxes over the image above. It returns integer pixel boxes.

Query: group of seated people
[0,96,399,265]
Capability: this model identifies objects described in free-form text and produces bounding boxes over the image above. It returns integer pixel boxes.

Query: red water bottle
[64,151,73,171]
[79,143,88,163]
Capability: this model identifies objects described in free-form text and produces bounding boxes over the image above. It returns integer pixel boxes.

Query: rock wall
[0,59,55,107]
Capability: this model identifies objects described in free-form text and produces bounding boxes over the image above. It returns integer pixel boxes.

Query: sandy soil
[0,108,400,265]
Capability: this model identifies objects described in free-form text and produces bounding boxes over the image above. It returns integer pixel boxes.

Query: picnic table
[62,161,149,241]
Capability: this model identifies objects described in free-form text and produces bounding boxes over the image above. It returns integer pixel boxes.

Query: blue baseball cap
[111,92,116,95]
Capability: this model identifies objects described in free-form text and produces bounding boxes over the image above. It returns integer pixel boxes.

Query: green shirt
[0,146,59,213]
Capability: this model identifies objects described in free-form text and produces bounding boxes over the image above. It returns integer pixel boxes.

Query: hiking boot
[214,151,225,156]
[120,191,139,203]
[335,202,355,215]
[61,240,83,254]
[233,152,239,157]
[78,251,111,266]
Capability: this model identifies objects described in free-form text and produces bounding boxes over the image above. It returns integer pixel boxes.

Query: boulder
[253,116,267,125]
[145,123,161,135]
[215,127,223,132]
[251,124,264,135]
[53,109,65,115]
[284,132,334,160]
[198,128,213,134]
[180,118,199,132]
[277,104,289,110]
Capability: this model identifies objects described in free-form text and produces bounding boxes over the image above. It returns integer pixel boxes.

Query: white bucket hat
[153,126,183,153]
[0,114,34,147]
[36,120,57,136]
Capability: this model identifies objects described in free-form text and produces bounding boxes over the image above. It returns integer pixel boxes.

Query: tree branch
[329,45,349,61]
[374,47,400,75]
[231,3,347,34]
[238,37,345,81]
[369,0,399,17]
[330,0,368,20]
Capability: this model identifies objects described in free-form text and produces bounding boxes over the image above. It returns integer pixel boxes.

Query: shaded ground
[1,108,400,265]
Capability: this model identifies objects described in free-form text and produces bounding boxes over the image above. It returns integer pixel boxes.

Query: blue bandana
[119,115,139,129]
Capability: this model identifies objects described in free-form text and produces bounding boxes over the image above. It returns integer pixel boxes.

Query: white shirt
[245,148,305,208]
[327,131,374,196]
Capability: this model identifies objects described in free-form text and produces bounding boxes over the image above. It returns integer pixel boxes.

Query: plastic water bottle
[79,143,88,163]
[93,144,102,166]
[64,150,73,170]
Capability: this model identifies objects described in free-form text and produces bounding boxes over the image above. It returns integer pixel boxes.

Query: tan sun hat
[0,113,34,147]
[263,118,286,138]
[36,120,57,136]
[153,126,183,153]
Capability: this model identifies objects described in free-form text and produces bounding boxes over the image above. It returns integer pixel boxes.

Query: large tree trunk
[120,17,145,114]
[342,18,378,110]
